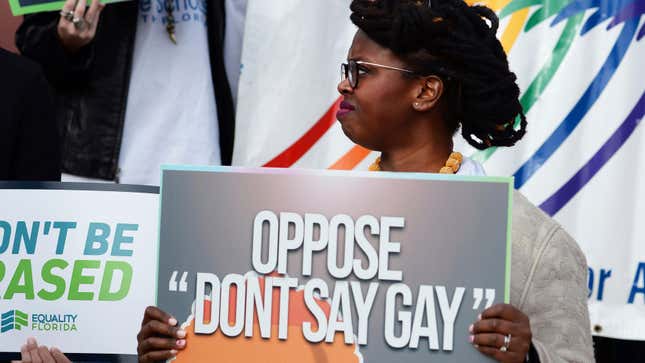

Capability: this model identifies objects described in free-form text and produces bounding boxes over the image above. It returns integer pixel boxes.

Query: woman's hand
[57,0,105,54]
[18,337,71,363]
[470,303,532,363]
[137,306,187,363]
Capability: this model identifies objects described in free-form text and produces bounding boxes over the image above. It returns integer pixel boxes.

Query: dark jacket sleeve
[207,0,236,165]
[11,63,61,181]
[16,13,94,87]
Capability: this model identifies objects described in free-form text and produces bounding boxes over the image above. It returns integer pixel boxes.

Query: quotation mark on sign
[472,288,496,310]
[169,271,188,292]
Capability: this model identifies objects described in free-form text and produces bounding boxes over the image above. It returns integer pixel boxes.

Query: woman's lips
[336,101,355,118]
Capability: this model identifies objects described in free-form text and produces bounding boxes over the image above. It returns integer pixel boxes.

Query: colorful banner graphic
[157,166,512,362]
[9,0,130,15]
[234,0,645,340]
[0,182,159,356]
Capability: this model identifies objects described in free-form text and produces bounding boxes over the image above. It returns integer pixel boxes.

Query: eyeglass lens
[340,61,358,88]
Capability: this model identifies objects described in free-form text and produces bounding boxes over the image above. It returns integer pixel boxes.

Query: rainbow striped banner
[235,0,645,340]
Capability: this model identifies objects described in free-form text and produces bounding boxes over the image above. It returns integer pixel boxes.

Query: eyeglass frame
[340,60,420,89]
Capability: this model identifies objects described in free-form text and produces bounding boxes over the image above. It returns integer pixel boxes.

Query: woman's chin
[339,121,356,140]
[338,115,378,150]
[339,123,369,149]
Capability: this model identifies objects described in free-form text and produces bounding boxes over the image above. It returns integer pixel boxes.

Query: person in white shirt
[17,0,248,186]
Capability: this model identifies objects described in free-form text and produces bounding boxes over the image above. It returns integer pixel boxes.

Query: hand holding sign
[136,306,186,363]
[57,0,104,54]
[18,337,71,363]
[471,303,533,363]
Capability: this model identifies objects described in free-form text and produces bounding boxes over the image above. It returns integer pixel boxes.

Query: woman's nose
[337,77,353,95]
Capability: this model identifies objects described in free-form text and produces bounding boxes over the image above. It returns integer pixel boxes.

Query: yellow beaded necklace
[368,152,463,174]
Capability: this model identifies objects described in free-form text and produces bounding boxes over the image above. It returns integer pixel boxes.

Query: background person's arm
[11,60,60,181]
[15,0,104,87]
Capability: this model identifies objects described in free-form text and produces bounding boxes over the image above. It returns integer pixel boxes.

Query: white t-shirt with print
[63,0,248,185]
[118,0,221,186]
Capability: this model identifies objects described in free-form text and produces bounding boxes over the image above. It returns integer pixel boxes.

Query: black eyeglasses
[341,60,416,89]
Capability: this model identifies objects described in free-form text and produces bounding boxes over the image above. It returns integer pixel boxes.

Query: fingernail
[177,329,186,338]
[469,324,473,333]
[176,339,186,347]
[469,335,474,343]
[477,314,482,321]
[474,344,479,348]
[27,337,36,344]
[169,317,178,326]
[170,349,178,355]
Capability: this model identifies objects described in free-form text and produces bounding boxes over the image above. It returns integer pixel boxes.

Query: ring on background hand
[59,10,74,22]
[72,17,85,30]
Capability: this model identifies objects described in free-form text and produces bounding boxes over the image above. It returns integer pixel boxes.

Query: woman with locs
[136,1,594,362]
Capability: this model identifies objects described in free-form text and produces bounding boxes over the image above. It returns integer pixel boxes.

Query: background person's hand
[57,0,105,54]
[17,337,71,363]
[470,303,533,363]
[137,306,187,363]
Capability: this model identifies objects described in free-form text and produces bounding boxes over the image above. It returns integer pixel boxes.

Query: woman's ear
[412,76,443,111]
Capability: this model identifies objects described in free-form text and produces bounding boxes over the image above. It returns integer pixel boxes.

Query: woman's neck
[379,138,453,173]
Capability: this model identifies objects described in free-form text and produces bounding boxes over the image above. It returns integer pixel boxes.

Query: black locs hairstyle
[350,0,527,150]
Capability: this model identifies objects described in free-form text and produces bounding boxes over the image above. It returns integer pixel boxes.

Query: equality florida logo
[1,310,79,333]
[1,310,28,333]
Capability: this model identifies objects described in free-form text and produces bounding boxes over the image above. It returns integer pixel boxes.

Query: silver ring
[72,17,85,30]
[500,334,511,352]
[59,10,74,21]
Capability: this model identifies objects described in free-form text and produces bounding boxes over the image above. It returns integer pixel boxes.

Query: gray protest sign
[157,166,511,362]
